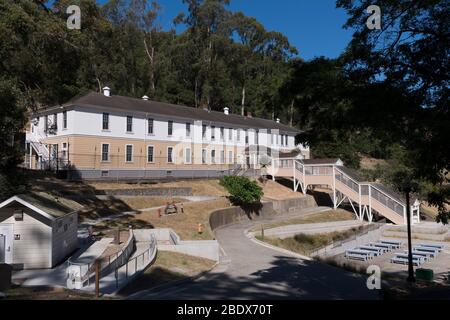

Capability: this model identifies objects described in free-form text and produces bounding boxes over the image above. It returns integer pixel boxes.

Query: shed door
[0,225,13,264]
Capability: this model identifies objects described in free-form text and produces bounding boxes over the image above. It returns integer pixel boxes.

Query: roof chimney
[276,118,280,123]
[103,86,111,97]
[224,107,229,115]
[142,95,149,101]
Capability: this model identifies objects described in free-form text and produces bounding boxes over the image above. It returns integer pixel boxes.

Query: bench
[394,253,426,263]
[403,251,433,261]
[413,246,440,255]
[391,257,421,266]
[345,249,375,261]
[345,253,370,261]
[357,246,385,256]
[406,250,437,259]
[379,240,403,248]
[417,244,444,252]
[369,243,393,251]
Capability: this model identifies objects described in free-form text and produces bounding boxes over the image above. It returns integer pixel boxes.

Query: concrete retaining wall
[270,196,317,214]
[133,228,219,261]
[310,224,385,258]
[67,169,260,181]
[209,195,317,231]
[96,187,193,197]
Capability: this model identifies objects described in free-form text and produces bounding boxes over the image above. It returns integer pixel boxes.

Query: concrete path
[130,207,380,300]
[82,242,152,295]
[71,238,113,265]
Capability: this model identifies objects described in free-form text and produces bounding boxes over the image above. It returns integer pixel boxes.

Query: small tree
[220,176,263,207]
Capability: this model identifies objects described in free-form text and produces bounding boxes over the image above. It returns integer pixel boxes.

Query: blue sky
[53,0,355,61]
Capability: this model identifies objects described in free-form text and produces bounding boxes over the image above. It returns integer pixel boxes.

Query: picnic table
[358,246,385,255]
[379,240,402,248]
[417,243,444,251]
[413,246,440,255]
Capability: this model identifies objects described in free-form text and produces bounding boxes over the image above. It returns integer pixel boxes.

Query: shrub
[219,176,263,206]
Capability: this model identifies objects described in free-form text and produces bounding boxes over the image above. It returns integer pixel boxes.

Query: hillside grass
[257,226,365,256]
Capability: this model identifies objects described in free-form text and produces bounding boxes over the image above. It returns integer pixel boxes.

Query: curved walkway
[131,207,380,300]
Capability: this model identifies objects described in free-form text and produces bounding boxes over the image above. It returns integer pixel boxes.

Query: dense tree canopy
[0,0,448,223]
[281,0,449,222]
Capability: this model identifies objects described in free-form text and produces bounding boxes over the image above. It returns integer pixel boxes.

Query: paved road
[132,208,379,300]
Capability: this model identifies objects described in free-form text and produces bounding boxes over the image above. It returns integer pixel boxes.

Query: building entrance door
[0,225,13,264]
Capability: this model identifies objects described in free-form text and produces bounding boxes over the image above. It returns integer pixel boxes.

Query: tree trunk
[289,99,294,127]
[241,85,246,116]
[144,35,155,96]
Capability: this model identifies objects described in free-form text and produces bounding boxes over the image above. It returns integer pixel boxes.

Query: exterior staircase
[268,158,421,225]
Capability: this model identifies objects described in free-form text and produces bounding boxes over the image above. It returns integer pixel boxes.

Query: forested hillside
[0,0,448,222]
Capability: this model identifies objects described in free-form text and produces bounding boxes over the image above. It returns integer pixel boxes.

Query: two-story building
[25,87,309,180]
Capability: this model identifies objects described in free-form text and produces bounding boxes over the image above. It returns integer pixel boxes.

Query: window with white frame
[125,145,133,162]
[126,116,133,132]
[53,113,58,130]
[148,119,154,134]
[220,127,224,140]
[44,115,48,132]
[102,144,109,162]
[186,123,191,137]
[167,147,173,163]
[211,149,216,164]
[255,129,259,145]
[147,146,154,163]
[228,128,232,141]
[228,150,233,163]
[245,129,249,144]
[185,148,191,164]
[220,150,225,164]
[211,126,215,140]
[63,111,67,129]
[237,129,240,141]
[202,124,207,139]
[102,113,109,130]
[202,149,207,164]
[168,121,173,136]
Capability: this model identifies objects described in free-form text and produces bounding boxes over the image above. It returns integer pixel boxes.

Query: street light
[405,187,415,283]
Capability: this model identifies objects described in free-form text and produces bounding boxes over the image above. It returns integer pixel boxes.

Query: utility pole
[95,260,100,298]
[405,188,415,283]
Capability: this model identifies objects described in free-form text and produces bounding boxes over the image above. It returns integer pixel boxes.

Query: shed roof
[0,193,79,219]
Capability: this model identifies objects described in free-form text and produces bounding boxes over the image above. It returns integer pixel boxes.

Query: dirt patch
[2,285,115,300]
[118,251,216,296]
[119,197,187,210]
[94,198,231,240]
[258,179,304,200]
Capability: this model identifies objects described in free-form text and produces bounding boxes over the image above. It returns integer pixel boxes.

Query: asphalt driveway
[131,208,380,300]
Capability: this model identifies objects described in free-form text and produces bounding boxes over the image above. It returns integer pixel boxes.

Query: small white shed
[0,193,78,269]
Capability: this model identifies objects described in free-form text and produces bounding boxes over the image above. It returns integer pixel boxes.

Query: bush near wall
[219,176,263,206]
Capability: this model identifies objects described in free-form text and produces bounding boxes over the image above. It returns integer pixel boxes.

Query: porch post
[332,166,337,209]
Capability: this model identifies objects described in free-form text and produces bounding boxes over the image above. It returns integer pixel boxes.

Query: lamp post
[405,187,415,283]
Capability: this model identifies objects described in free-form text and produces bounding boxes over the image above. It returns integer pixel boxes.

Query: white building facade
[25,87,309,180]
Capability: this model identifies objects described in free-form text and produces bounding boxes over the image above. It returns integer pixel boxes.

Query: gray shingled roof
[36,92,301,134]
[15,193,79,218]
[302,158,341,165]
